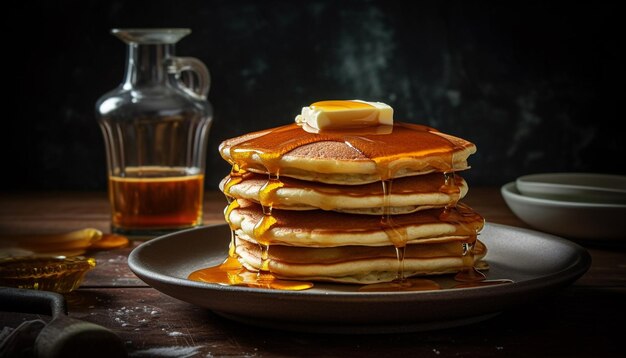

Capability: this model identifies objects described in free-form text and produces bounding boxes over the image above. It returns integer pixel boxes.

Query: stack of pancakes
[218,103,486,285]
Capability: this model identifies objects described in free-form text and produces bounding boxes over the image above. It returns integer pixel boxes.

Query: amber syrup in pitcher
[108,167,204,232]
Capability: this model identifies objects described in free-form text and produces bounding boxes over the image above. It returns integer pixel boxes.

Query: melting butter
[295,100,393,130]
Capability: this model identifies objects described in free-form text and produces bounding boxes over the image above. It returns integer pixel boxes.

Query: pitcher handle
[167,56,211,100]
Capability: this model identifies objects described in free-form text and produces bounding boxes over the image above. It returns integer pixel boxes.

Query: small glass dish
[0,256,96,293]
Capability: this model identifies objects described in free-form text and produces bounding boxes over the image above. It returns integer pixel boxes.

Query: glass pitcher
[96,28,213,237]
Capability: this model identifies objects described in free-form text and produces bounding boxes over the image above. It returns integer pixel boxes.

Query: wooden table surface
[1,188,624,357]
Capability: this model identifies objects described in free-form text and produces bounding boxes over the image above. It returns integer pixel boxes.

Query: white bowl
[516,172,626,204]
[501,182,626,241]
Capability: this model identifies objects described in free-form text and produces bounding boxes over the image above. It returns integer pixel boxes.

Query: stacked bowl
[501,173,626,241]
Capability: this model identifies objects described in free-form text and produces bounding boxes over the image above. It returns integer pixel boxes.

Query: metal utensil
[0,287,127,358]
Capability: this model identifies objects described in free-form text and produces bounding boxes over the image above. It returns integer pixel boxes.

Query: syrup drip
[380,179,409,282]
[255,173,283,274]
[435,150,488,287]
[371,135,464,288]
[441,200,489,285]
[224,163,246,258]
[258,174,283,214]
[252,208,277,273]
[454,241,486,283]
[440,171,461,208]
[224,199,240,257]
[223,163,245,200]
[394,245,406,281]
[380,180,404,245]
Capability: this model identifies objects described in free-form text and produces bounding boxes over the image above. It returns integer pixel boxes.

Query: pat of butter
[295,100,393,130]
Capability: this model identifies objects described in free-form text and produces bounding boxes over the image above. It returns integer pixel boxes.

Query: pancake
[234,235,488,284]
[220,172,468,214]
[219,122,476,185]
[196,100,490,289]
[227,199,484,247]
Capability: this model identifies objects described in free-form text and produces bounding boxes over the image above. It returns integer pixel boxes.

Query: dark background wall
[4,0,624,191]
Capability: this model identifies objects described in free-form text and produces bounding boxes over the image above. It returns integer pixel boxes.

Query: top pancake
[219,122,476,185]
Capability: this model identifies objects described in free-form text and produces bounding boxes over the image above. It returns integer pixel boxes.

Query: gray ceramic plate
[128,223,590,334]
